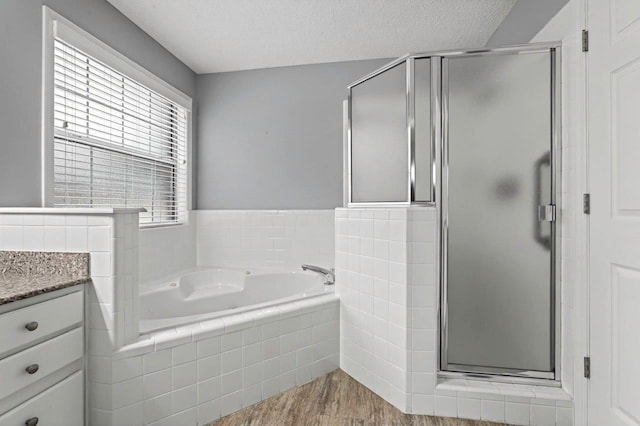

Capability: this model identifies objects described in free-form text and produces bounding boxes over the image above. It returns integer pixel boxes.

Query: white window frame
[41,6,192,225]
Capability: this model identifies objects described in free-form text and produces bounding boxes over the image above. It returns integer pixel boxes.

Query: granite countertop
[0,252,90,305]
[0,273,90,304]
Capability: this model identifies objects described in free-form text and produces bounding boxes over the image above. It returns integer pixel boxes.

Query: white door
[588,0,640,424]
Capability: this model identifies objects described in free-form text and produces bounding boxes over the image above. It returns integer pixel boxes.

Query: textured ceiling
[106,0,516,74]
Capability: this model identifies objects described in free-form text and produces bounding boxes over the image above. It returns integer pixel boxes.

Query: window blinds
[53,38,188,226]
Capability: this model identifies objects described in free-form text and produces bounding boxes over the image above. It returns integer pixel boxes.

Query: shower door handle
[534,152,552,249]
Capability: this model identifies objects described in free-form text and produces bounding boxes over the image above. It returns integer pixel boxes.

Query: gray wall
[196,59,389,210]
[486,0,569,46]
[0,0,196,207]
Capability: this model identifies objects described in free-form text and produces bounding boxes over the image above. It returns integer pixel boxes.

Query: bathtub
[139,267,331,332]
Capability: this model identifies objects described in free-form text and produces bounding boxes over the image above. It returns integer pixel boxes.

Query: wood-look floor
[208,369,509,426]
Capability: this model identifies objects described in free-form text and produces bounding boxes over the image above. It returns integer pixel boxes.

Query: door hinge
[582,29,589,52]
[583,193,590,214]
[584,356,591,378]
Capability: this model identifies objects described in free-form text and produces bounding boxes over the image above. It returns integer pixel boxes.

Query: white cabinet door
[0,291,83,358]
[0,371,83,426]
[0,328,83,400]
[588,0,640,424]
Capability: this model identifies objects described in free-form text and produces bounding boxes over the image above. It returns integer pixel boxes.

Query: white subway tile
[198,398,221,425]
[458,397,481,420]
[172,342,197,366]
[3,215,23,226]
[221,331,243,352]
[481,399,505,423]
[89,356,113,384]
[242,327,262,345]
[88,226,111,252]
[262,337,280,360]
[196,336,221,358]
[112,402,143,425]
[66,215,88,226]
[388,220,407,242]
[144,369,171,399]
[198,377,222,410]
[88,329,113,356]
[221,370,243,395]
[44,215,66,226]
[91,252,113,277]
[112,356,142,383]
[262,377,280,399]
[556,406,573,426]
[144,393,172,424]
[22,226,44,251]
[297,327,313,347]
[221,348,243,374]
[66,226,88,251]
[2,226,23,250]
[220,390,243,417]
[171,384,197,413]
[279,370,297,392]
[435,395,457,417]
[242,384,262,407]
[242,342,262,367]
[90,382,112,410]
[531,404,556,426]
[374,220,389,240]
[112,376,143,409]
[144,349,172,374]
[198,354,221,382]
[172,361,196,390]
[43,226,66,251]
[506,402,531,426]
[412,394,435,415]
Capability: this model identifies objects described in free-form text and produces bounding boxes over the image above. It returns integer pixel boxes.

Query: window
[45,10,190,226]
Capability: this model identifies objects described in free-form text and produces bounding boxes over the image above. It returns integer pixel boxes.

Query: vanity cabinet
[0,289,85,426]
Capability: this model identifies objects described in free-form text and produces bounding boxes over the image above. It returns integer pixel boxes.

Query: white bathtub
[139,267,331,332]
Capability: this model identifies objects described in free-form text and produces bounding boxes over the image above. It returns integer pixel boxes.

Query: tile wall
[91,298,339,426]
[0,211,139,348]
[0,211,142,422]
[335,207,410,411]
[0,210,340,425]
[335,207,575,425]
[406,208,439,415]
[139,212,197,283]
[196,210,334,270]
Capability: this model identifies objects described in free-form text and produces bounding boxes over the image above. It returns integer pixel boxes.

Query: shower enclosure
[347,43,560,381]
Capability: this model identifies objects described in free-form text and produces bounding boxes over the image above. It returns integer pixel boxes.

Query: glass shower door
[442,49,557,377]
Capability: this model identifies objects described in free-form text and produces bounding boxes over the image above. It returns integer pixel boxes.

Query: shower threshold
[439,367,560,387]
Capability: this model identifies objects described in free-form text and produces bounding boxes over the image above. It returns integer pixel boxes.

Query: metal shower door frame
[436,43,562,382]
[347,56,437,207]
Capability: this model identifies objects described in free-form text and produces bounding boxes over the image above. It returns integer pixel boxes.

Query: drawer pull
[25,417,39,426]
[25,364,39,374]
[24,321,39,332]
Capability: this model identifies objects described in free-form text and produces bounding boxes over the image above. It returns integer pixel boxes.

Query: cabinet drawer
[0,370,83,426]
[0,328,83,400]
[0,292,83,357]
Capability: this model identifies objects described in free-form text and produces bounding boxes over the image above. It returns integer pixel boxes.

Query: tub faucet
[301,264,335,285]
